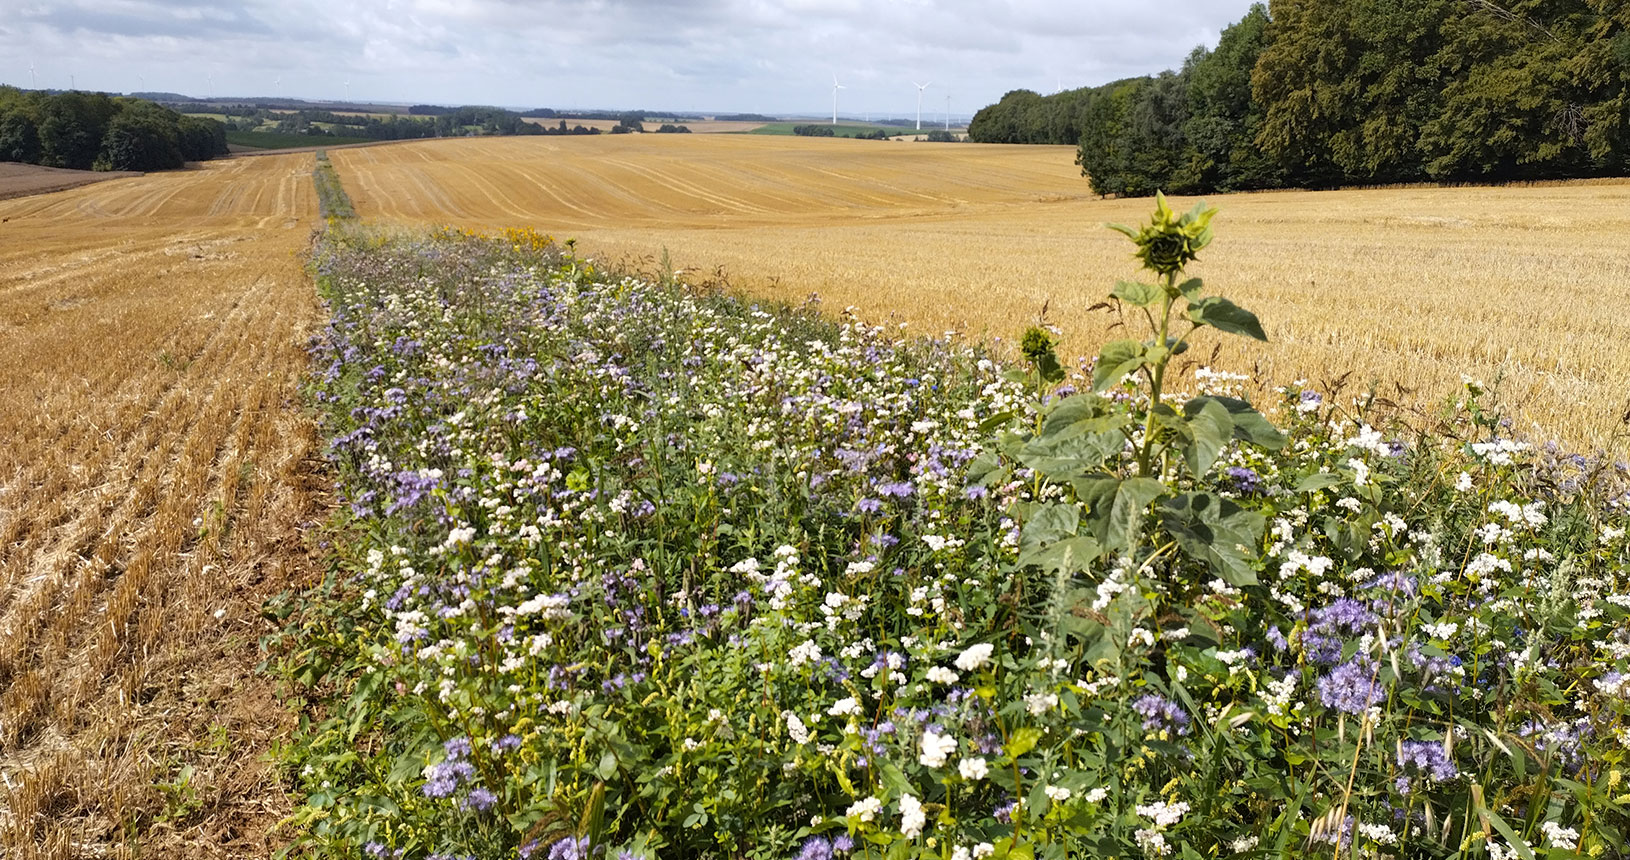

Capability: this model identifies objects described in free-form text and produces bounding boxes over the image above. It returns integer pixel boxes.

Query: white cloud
[0,0,1262,114]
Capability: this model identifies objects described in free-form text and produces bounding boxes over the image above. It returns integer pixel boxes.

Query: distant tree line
[0,87,227,171]
[224,105,546,141]
[656,124,692,134]
[969,1,1630,195]
[792,125,893,140]
[518,108,707,123]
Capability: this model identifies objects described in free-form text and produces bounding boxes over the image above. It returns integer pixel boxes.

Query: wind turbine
[207,71,214,99]
[69,73,75,90]
[945,94,951,131]
[831,74,844,126]
[345,78,351,102]
[913,81,930,131]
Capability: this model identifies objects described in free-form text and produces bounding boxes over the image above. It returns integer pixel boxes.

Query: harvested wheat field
[0,155,322,858]
[333,134,1630,452]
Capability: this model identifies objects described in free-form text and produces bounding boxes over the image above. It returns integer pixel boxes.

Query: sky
[0,0,1263,117]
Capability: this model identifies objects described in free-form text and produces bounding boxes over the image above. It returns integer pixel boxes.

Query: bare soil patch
[0,165,140,203]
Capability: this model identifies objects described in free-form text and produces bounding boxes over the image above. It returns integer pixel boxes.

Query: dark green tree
[99,111,184,171]
[0,110,43,163]
[1075,78,1150,195]
[1251,0,1361,186]
[1419,0,1599,180]
[38,91,118,169]
[1181,4,1279,190]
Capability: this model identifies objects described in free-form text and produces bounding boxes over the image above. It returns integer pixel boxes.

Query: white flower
[1357,822,1397,846]
[919,731,957,768]
[1539,821,1579,851]
[926,666,959,685]
[1135,800,1190,828]
[958,757,989,781]
[828,697,863,717]
[1348,458,1370,487]
[1043,785,1072,802]
[972,844,995,859]
[1134,829,1171,857]
[783,712,810,745]
[954,643,995,672]
[922,534,948,551]
[1422,621,1459,641]
[846,796,882,823]
[1455,471,1474,492]
[788,640,822,667]
[899,793,926,839]
[1084,787,1109,803]
[1024,692,1058,715]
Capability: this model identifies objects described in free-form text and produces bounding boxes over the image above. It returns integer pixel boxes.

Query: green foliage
[0,87,227,171]
[99,110,184,171]
[0,109,41,163]
[312,152,356,220]
[282,198,1630,860]
[751,122,903,138]
[974,1,1630,194]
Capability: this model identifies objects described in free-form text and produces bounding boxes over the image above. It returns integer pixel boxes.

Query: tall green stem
[1136,273,1176,477]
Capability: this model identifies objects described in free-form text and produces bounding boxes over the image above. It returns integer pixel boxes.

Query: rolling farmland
[0,155,320,856]
[1,123,1627,856]
[333,134,1630,451]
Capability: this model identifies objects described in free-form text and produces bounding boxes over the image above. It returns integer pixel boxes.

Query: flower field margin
[275,179,1630,859]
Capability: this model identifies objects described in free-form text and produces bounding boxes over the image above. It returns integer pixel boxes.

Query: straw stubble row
[0,154,323,858]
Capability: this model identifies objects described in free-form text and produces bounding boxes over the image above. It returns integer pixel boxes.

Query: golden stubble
[333,134,1630,453]
[0,154,324,858]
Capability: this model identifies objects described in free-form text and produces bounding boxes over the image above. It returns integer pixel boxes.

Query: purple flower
[547,837,590,860]
[463,787,497,811]
[993,799,1017,824]
[1224,466,1263,494]
[1396,740,1458,791]
[1132,693,1191,736]
[422,759,475,798]
[793,837,834,860]
[875,481,914,498]
[1317,659,1384,715]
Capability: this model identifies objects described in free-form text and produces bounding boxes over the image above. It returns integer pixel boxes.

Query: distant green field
[745,122,913,138]
[227,130,373,149]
